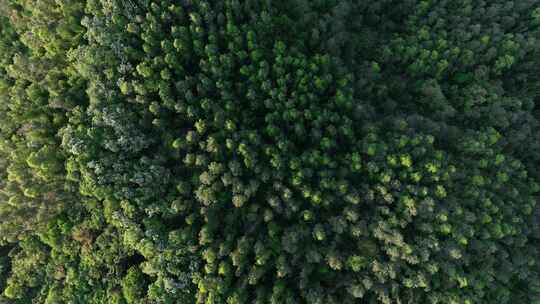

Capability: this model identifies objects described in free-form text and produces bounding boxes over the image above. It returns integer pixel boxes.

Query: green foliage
[0,0,539,303]
[0,0,86,243]
[122,267,147,304]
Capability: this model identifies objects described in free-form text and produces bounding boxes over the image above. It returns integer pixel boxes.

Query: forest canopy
[0,0,539,303]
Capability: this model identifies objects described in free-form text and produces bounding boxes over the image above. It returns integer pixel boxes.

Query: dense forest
[0,0,539,303]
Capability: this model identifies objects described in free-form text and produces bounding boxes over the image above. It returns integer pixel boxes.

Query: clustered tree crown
[0,0,539,303]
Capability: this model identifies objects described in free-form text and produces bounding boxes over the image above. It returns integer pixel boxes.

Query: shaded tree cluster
[0,0,539,303]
